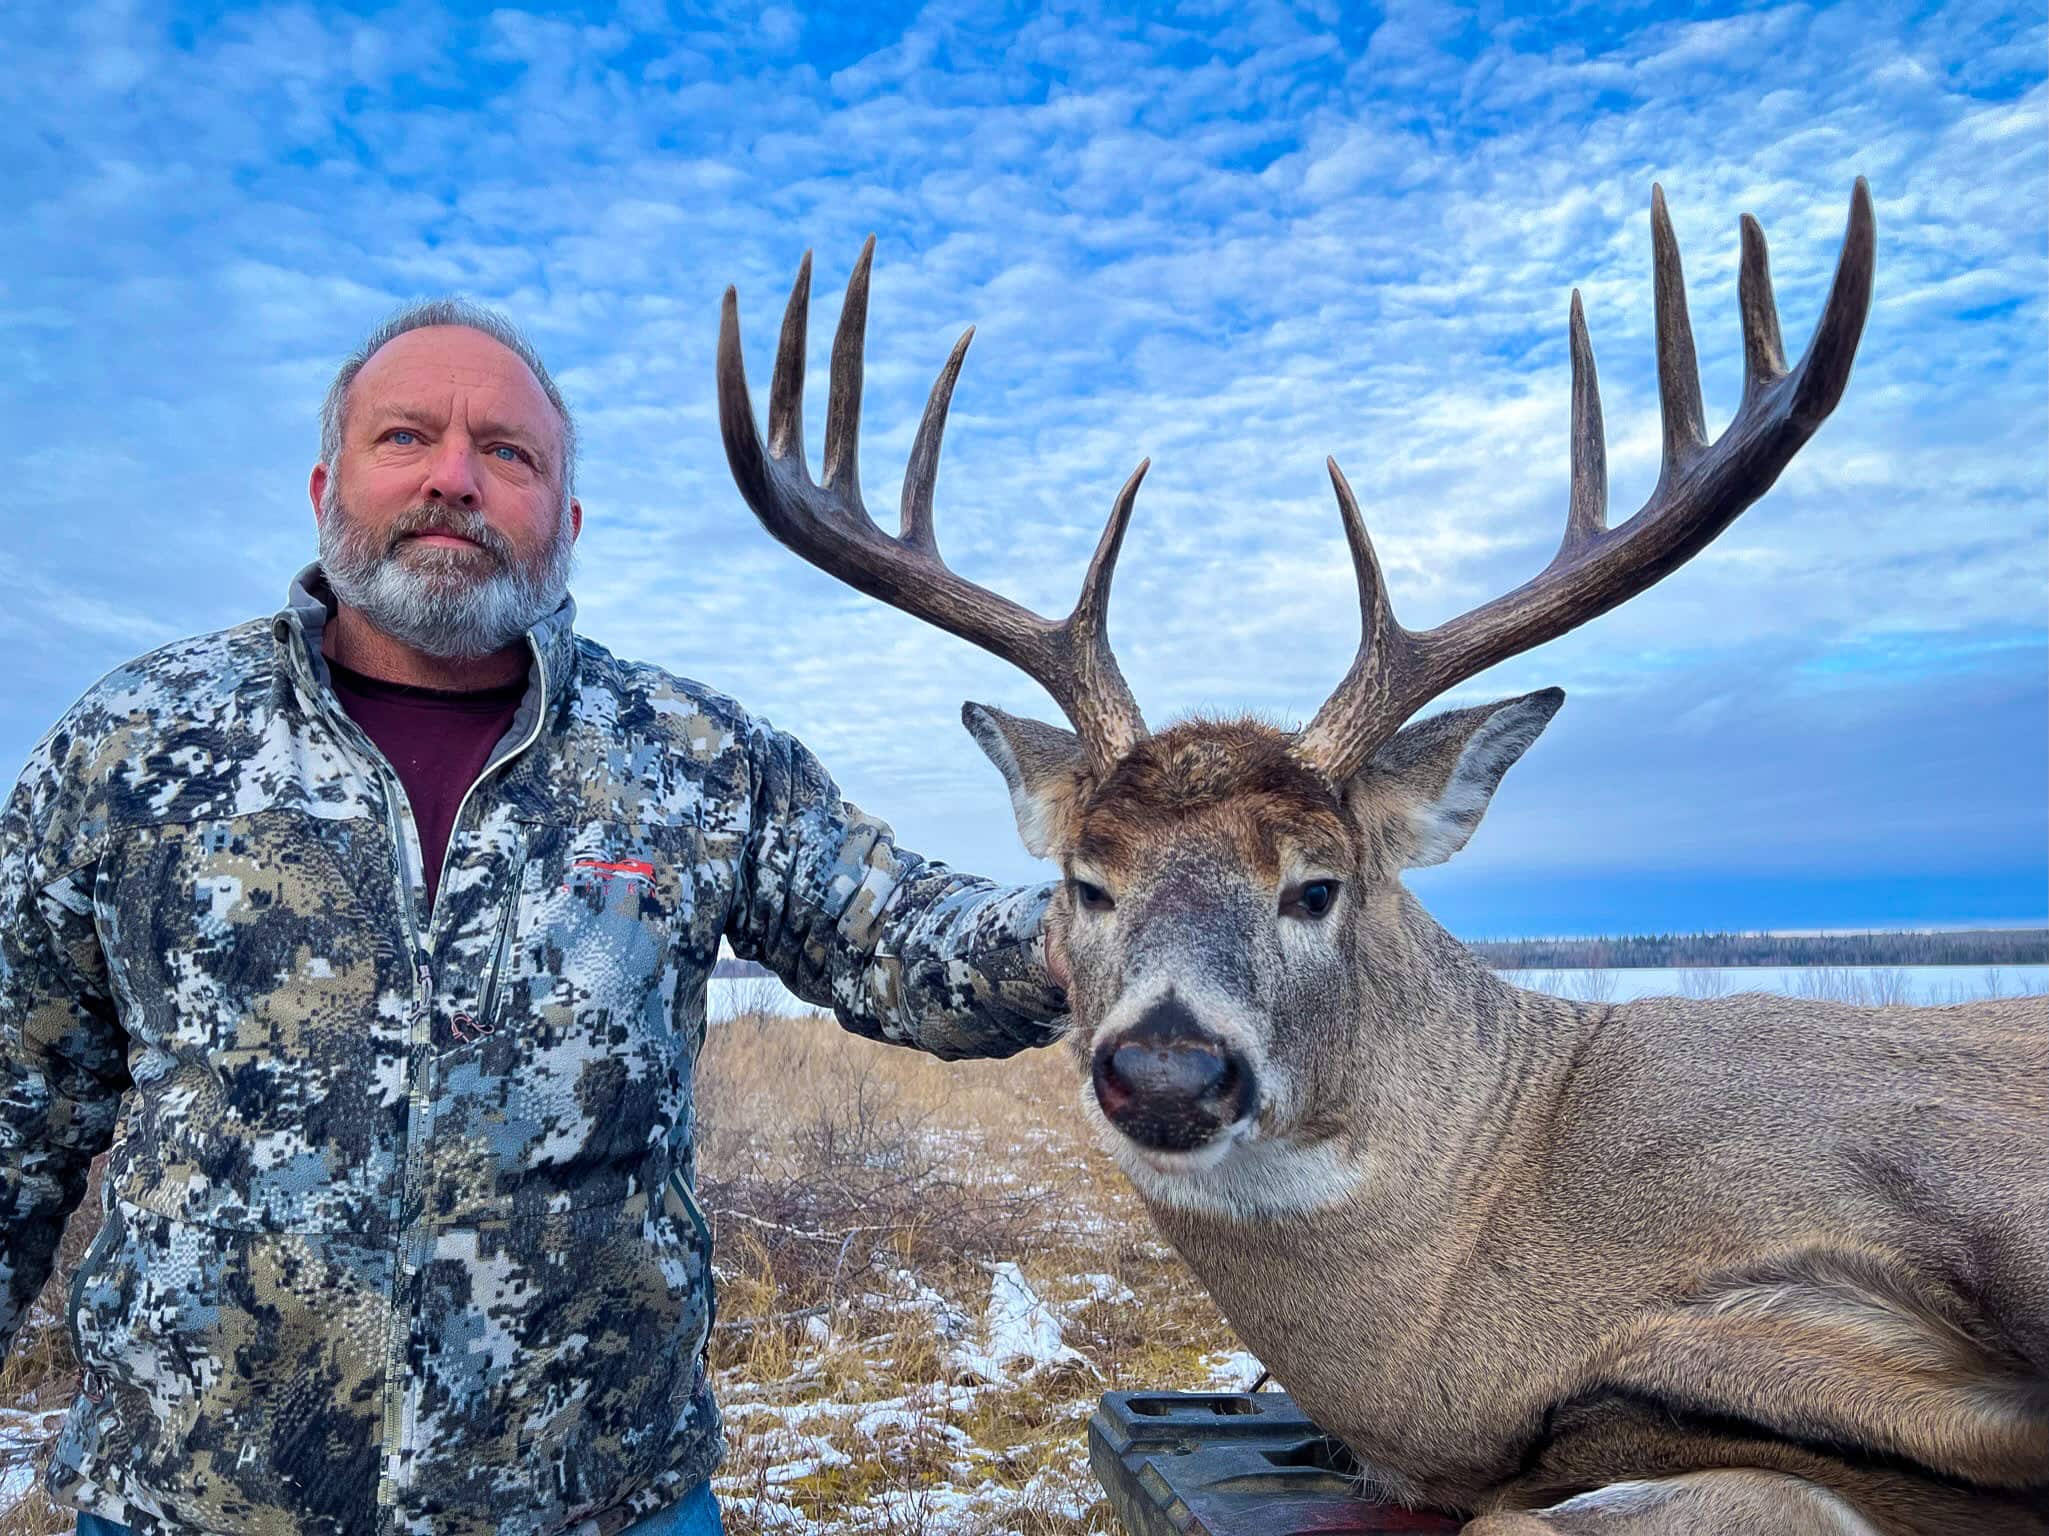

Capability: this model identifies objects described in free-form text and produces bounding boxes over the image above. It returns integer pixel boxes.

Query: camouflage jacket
[0,567,1064,1536]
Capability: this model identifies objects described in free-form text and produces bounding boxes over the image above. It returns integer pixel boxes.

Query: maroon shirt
[328,660,526,911]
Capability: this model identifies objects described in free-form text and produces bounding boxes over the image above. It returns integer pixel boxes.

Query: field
[9,970,2036,1533]
[0,997,1248,1535]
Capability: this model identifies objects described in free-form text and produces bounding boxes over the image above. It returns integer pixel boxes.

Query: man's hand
[1043,900,1072,998]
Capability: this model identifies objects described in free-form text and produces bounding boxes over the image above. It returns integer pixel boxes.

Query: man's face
[310,324,583,659]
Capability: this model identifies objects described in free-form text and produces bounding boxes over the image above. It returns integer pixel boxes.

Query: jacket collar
[271,562,579,720]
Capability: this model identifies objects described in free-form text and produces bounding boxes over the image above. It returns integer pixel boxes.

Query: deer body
[1146,976,2048,1531]
[715,180,2049,1530]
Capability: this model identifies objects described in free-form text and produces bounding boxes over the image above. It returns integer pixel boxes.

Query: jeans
[75,1479,723,1535]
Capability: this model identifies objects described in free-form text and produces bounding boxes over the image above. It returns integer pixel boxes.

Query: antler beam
[1294,178,1877,784]
[717,239,1150,770]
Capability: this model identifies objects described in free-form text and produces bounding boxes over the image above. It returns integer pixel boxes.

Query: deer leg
[1459,1470,1881,1535]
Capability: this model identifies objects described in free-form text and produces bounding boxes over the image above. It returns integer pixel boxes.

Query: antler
[717,238,1150,770]
[1295,178,1877,784]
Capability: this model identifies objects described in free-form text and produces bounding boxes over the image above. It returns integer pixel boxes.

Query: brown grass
[0,1008,1241,1533]
[1,1161,100,1536]
[697,1006,1241,1534]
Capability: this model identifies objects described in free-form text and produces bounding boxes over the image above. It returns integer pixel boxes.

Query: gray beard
[318,478,574,660]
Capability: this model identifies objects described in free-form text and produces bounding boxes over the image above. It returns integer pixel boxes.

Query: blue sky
[3,0,2044,937]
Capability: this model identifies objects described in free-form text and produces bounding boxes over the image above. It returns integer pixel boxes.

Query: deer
[713,180,2049,1535]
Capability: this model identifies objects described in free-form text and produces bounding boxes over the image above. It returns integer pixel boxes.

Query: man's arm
[725,714,1067,1061]
[0,748,132,1356]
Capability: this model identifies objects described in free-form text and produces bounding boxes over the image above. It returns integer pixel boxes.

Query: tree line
[1467,928,2047,970]
[716,928,2047,977]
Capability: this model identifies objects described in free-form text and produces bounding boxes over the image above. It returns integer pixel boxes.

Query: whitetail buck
[715,182,2049,1534]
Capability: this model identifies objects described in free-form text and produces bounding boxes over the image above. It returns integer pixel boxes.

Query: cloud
[1,0,2041,928]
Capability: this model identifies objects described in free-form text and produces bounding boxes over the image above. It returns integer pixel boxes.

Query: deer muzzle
[1091,995,1258,1153]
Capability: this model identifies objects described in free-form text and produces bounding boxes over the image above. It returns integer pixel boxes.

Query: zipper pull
[416,962,434,1034]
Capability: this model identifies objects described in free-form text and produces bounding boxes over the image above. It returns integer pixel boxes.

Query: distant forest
[715,928,2047,976]
[1468,928,2048,970]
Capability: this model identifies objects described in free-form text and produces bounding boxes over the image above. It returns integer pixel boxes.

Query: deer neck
[1128,911,1599,1496]
[1140,893,1597,1308]
[1350,897,1596,1213]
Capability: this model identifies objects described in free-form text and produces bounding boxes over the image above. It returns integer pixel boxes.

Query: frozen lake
[1497,964,2048,1006]
[708,964,2046,1021]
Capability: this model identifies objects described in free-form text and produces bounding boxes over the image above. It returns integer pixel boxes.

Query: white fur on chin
[1081,1086,1368,1221]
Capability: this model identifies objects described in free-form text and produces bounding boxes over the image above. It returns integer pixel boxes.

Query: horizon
[5,1,2045,935]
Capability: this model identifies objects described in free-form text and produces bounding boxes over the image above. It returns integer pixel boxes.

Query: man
[0,300,1068,1535]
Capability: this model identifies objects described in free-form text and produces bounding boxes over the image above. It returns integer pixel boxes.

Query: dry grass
[0,1009,1242,1533]
[696,1007,1240,1534]
[1,1161,100,1536]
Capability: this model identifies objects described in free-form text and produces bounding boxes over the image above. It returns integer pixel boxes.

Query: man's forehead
[356,325,551,408]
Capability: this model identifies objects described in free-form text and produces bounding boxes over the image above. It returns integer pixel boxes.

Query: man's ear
[1350,688,1564,870]
[961,702,1093,860]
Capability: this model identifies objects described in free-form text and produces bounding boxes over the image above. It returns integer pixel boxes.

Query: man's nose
[422,436,484,507]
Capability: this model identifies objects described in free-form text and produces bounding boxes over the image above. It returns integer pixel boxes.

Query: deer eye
[1071,877,1115,912]
[1285,880,1339,920]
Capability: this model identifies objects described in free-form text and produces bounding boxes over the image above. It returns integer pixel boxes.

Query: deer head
[716,183,1876,1214]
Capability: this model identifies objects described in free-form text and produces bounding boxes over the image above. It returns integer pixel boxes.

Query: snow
[947,1263,1098,1387]
[1,1406,67,1511]
[1206,1348,1268,1390]
[1069,1272,1138,1307]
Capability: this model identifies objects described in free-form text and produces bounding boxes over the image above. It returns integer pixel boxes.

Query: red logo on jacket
[562,857,657,896]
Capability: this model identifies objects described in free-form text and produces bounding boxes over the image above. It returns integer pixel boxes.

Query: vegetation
[1469,927,2045,970]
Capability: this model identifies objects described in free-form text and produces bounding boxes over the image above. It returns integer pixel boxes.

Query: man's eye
[1071,878,1114,913]
[1286,880,1339,919]
[493,445,524,463]
[390,430,418,446]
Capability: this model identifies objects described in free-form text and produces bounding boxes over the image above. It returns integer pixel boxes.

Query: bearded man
[0,302,1067,1536]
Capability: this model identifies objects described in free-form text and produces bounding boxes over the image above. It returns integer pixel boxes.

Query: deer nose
[1092,996,1256,1153]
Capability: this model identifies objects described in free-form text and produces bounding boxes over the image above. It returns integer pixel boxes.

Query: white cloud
[0,0,2041,920]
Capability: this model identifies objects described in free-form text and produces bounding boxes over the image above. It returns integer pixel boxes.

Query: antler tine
[1068,460,1152,761]
[1295,459,1416,776]
[717,286,776,514]
[1737,213,1787,399]
[1561,289,1608,555]
[822,236,875,500]
[716,242,1150,772]
[1292,179,1876,786]
[1650,185,1708,480]
[1788,176,1875,430]
[767,251,812,464]
[900,327,973,557]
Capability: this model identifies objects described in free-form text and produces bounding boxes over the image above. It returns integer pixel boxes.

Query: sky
[3,0,2044,938]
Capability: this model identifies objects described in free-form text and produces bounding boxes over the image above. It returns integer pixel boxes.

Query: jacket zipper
[66,1199,127,1400]
[471,824,527,1035]
[671,1170,717,1370]
[286,628,551,1530]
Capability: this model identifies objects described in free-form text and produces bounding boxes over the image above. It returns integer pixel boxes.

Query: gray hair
[318,297,578,495]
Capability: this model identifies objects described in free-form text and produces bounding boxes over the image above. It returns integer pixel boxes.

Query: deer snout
[1091,997,1257,1153]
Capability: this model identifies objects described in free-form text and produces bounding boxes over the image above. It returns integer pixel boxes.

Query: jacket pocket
[65,1199,127,1392]
[669,1168,717,1351]
[487,820,702,1191]
[58,1200,395,1533]
[495,1190,713,1528]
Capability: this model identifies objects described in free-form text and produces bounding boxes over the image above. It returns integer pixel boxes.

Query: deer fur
[966,697,2049,1535]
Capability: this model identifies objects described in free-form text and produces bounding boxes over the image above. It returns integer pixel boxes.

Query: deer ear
[1352,688,1564,870]
[961,702,1094,859]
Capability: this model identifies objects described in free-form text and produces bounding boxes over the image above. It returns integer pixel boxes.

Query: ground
[0,997,1253,1535]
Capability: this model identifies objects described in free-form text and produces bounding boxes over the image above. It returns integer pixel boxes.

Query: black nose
[1092,995,1257,1153]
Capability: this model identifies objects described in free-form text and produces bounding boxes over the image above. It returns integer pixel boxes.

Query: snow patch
[1068,1271,1137,1308]
[948,1262,1098,1386]
[1205,1348,1267,1390]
